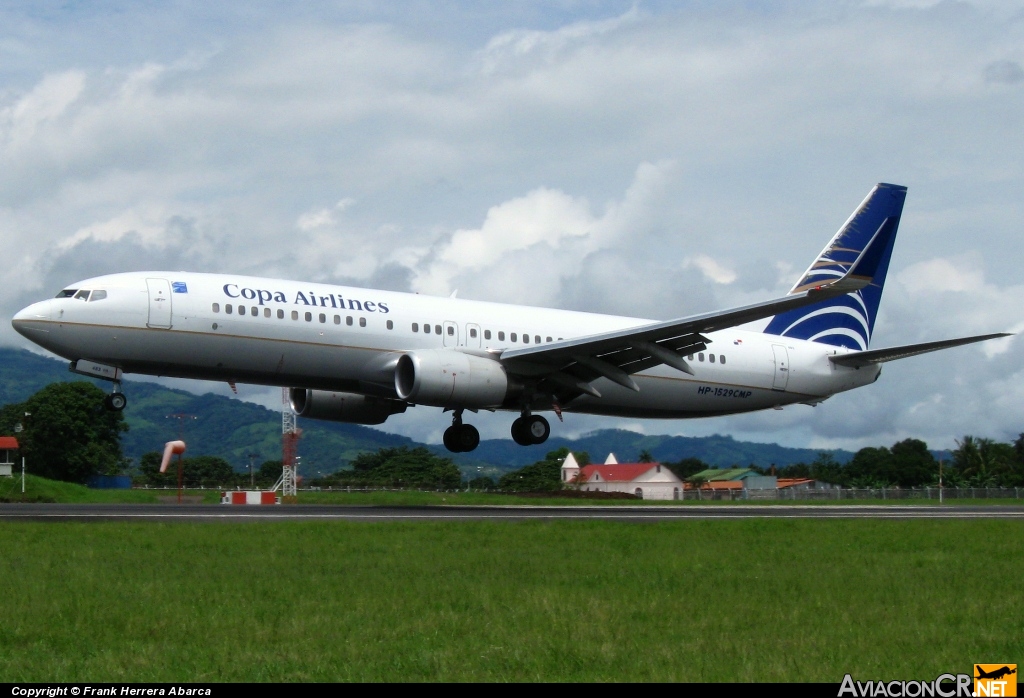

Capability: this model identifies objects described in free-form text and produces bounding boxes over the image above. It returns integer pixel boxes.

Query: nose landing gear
[103,382,128,412]
[70,359,128,412]
[443,410,480,453]
[511,412,550,446]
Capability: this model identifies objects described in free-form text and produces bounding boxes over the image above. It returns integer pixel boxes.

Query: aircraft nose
[12,300,52,336]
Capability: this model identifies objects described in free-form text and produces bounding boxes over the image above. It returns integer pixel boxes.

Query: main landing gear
[443,410,480,453]
[511,412,550,446]
[103,382,128,412]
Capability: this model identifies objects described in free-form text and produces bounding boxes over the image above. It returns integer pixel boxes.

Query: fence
[684,487,1023,501]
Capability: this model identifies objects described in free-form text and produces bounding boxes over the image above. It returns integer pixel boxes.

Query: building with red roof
[0,436,18,477]
[561,452,684,500]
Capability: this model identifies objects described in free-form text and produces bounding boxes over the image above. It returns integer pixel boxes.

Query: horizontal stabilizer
[828,333,1011,368]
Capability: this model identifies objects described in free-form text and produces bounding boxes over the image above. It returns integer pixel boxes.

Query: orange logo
[974,665,1017,697]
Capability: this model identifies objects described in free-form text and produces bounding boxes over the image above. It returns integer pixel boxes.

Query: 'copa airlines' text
[222,284,389,313]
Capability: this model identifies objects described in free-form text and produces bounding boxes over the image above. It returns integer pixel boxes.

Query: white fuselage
[12,271,881,418]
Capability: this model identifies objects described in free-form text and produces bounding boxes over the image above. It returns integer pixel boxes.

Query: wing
[828,333,1011,368]
[498,217,899,400]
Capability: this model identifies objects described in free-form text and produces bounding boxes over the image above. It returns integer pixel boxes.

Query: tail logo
[764,184,906,350]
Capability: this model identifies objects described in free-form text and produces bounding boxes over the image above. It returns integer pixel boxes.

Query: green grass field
[0,519,1020,682]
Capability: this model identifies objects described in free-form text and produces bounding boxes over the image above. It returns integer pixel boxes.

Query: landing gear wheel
[443,425,460,452]
[104,393,127,412]
[456,424,479,452]
[525,415,550,445]
[443,424,480,453]
[511,417,531,446]
[511,415,550,445]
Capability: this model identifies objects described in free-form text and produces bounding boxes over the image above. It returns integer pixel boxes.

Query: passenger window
[535,335,541,344]
[720,355,726,365]
[291,310,299,320]
[709,354,716,363]
[251,307,258,317]
[412,323,419,332]
[212,303,220,313]
[360,317,366,327]
[277,309,284,319]
[688,354,694,360]
[511,333,517,342]
[89,290,107,302]
[435,325,441,334]
[74,290,90,301]
[470,328,477,338]
[498,331,505,341]
[319,313,326,323]
[264,308,271,318]
[304,312,312,322]
[386,320,394,330]
[484,330,491,340]
[226,305,233,314]
[698,353,704,362]
[346,316,353,326]
[546,336,552,343]
[423,321,430,331]
[334,315,340,324]
[447,326,454,336]
[523,335,529,344]
[238,305,245,315]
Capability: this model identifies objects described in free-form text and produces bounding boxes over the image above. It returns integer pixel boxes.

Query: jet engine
[395,350,512,408]
[289,388,407,425]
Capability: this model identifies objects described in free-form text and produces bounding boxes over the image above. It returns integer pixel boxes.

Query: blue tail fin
[763,183,907,350]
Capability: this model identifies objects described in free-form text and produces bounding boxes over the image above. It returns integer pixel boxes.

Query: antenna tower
[277,388,301,502]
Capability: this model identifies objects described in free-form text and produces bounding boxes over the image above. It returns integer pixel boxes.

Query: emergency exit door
[771,345,789,391]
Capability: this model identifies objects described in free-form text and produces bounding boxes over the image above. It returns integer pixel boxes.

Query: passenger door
[146,278,172,329]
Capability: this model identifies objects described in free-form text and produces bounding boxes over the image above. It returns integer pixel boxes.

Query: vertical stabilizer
[762,183,907,350]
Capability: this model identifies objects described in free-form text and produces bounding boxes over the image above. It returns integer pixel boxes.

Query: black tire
[511,417,532,446]
[457,424,480,452]
[105,393,128,412]
[526,415,550,445]
[443,426,462,452]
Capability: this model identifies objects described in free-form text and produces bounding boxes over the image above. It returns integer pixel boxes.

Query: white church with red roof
[561,452,685,500]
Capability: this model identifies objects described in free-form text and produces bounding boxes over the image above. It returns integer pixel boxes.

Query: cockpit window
[74,290,90,301]
[56,289,77,298]
[89,290,107,301]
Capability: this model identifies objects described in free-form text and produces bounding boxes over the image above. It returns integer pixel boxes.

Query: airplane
[11,183,1009,453]
[975,666,1016,681]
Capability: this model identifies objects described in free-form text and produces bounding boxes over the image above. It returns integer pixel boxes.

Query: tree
[846,446,894,487]
[664,457,708,480]
[0,382,128,483]
[637,449,655,463]
[953,436,1013,485]
[499,448,575,492]
[889,439,937,487]
[331,447,461,489]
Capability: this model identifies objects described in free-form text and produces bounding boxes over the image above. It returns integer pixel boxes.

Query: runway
[1,503,1023,522]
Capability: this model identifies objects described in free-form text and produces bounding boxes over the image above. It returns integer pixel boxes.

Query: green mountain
[0,347,856,474]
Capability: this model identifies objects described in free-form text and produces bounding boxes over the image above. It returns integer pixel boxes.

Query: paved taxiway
[1,503,1022,522]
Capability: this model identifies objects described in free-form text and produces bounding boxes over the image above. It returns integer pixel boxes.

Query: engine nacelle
[395,350,510,408]
[289,389,407,425]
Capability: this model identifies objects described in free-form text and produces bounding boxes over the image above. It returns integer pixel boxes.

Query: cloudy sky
[2,1,1023,451]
